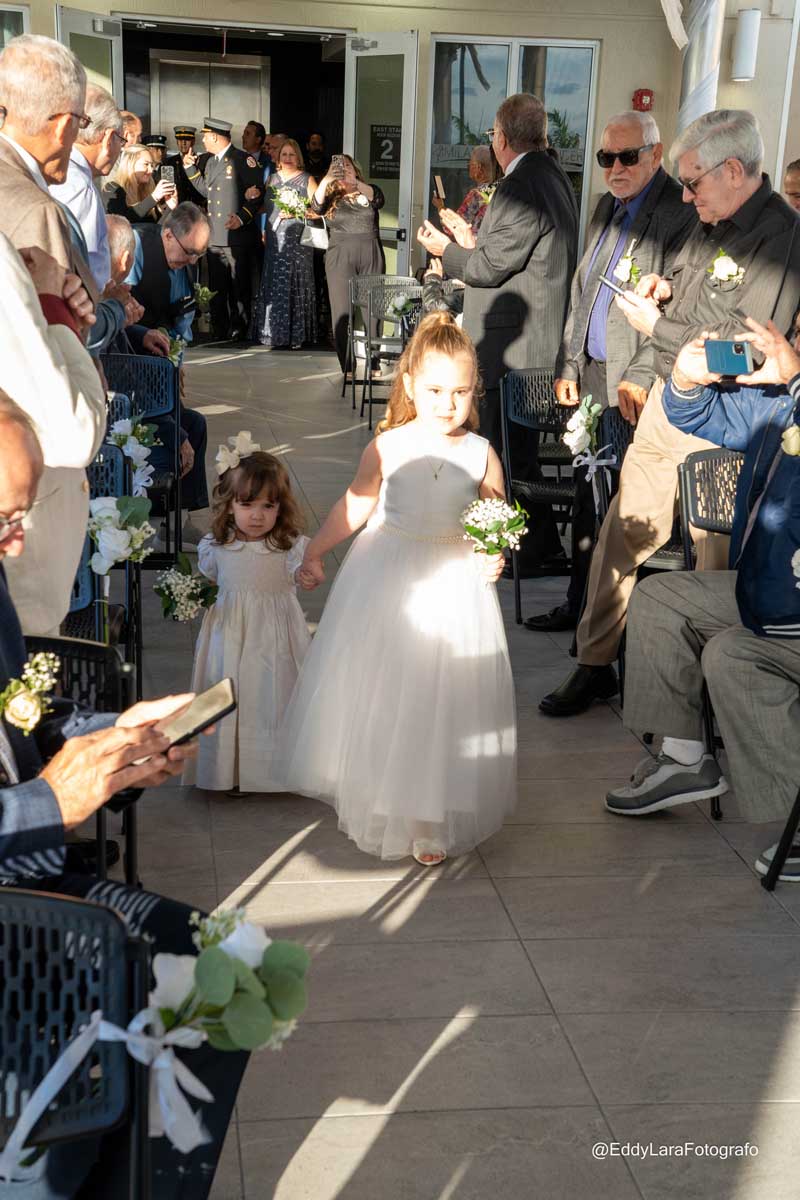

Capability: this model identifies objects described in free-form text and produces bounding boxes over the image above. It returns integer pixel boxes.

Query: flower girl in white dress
[283,313,517,864]
[184,435,312,794]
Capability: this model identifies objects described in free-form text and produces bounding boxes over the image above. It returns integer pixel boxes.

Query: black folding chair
[361,281,424,430]
[761,788,800,891]
[341,274,405,409]
[499,369,573,625]
[0,889,151,1200]
[676,448,745,822]
[24,636,141,887]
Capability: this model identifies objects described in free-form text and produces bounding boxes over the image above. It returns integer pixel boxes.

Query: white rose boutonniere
[782,424,800,457]
[355,193,370,207]
[708,248,745,287]
[0,652,60,736]
[614,241,641,288]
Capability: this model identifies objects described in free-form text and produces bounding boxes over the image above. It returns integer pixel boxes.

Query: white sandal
[412,840,447,867]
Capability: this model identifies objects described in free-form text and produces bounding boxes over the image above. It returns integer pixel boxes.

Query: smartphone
[704,339,754,376]
[156,678,236,748]
[598,272,627,297]
[330,154,346,177]
[161,164,176,187]
[433,174,446,201]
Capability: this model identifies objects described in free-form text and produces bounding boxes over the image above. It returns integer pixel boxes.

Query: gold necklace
[425,455,446,481]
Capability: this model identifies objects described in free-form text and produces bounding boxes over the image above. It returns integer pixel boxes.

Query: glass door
[56,7,124,103]
[344,31,418,276]
[1,6,29,49]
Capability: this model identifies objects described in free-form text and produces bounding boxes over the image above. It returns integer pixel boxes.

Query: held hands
[296,552,325,590]
[554,377,580,407]
[123,295,145,327]
[225,213,244,231]
[617,380,649,426]
[733,317,800,386]
[439,208,475,250]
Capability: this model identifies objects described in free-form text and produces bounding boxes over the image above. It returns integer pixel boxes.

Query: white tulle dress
[184,532,311,792]
[280,426,517,859]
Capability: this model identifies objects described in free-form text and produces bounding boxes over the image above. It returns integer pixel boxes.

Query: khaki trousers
[577,378,730,665]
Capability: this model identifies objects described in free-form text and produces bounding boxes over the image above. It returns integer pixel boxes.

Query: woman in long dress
[250,139,318,350]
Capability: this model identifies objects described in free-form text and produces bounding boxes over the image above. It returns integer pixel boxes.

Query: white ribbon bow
[572,443,618,512]
[215,431,262,476]
[0,1009,213,1182]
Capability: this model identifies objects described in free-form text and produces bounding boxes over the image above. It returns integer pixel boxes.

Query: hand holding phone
[330,154,346,179]
[598,272,627,297]
[161,164,176,187]
[704,339,754,376]
[433,174,446,202]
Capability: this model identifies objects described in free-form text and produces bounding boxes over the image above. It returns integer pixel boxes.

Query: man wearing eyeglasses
[50,84,125,292]
[541,107,800,718]
[527,110,697,638]
[125,202,211,344]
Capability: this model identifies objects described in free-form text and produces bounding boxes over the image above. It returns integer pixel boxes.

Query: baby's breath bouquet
[270,185,310,220]
[155,552,218,622]
[0,652,59,735]
[461,497,528,554]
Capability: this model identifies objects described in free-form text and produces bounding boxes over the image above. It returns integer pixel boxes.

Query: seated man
[606,317,800,881]
[0,396,246,1196]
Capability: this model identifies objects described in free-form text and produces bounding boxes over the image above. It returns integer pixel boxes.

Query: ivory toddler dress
[281,426,517,858]
[185,533,311,792]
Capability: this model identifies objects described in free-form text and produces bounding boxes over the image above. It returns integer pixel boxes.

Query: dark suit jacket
[555,166,697,401]
[442,150,578,389]
[185,144,264,247]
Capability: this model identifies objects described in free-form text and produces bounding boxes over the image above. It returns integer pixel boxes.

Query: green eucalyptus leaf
[159,1006,177,1031]
[222,993,274,1050]
[195,946,236,1007]
[261,940,310,980]
[205,1025,240,1052]
[264,969,308,1021]
[233,957,266,998]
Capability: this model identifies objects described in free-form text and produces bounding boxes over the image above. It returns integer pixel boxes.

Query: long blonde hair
[378,312,482,434]
[107,144,155,205]
[276,138,306,173]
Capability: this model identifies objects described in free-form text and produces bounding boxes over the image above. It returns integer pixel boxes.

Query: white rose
[97,526,132,567]
[564,427,591,455]
[712,255,738,282]
[89,496,119,524]
[614,257,632,284]
[149,953,197,1011]
[124,439,151,468]
[4,689,42,733]
[792,548,800,578]
[782,424,800,457]
[218,918,271,969]
[110,418,133,437]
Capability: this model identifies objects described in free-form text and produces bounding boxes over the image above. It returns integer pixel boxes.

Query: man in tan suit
[0,34,106,634]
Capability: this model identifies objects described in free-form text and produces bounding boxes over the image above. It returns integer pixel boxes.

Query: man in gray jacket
[527,110,697,632]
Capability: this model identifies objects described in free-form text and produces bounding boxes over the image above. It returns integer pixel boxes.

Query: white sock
[662,736,705,766]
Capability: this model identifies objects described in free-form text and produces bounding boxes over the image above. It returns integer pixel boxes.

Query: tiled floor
[114,343,800,1199]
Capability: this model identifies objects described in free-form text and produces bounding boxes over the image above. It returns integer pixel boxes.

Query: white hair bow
[215,430,262,476]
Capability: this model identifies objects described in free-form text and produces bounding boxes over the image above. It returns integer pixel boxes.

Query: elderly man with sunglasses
[541,108,800,717]
[526,110,697,636]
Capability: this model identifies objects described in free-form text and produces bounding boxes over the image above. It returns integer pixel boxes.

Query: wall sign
[370,124,401,179]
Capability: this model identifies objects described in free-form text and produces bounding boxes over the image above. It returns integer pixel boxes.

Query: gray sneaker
[606,753,728,816]
[754,843,800,882]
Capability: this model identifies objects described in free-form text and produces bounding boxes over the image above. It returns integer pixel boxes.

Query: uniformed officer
[183,117,264,341]
[172,125,205,205]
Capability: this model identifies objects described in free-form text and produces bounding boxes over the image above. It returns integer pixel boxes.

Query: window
[519,43,594,216]
[0,5,28,49]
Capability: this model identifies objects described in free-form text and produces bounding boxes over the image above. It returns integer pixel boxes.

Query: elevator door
[150,50,270,152]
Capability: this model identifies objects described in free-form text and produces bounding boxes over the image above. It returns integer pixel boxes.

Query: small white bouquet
[270,185,310,220]
[157,327,188,367]
[461,497,528,554]
[88,496,155,575]
[386,292,416,320]
[0,652,59,735]
[108,418,162,497]
[155,552,218,621]
[563,393,602,457]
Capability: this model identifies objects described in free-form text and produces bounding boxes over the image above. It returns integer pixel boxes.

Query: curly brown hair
[322,154,366,219]
[210,451,304,551]
[377,312,482,434]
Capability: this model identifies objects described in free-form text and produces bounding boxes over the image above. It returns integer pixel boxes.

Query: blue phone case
[704,340,754,375]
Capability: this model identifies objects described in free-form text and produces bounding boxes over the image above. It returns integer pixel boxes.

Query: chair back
[678,448,744,569]
[106,392,133,429]
[24,635,133,713]
[100,355,179,422]
[500,369,561,434]
[367,279,423,321]
[69,537,94,614]
[88,443,128,500]
[0,890,131,1148]
[349,273,413,309]
[593,407,636,521]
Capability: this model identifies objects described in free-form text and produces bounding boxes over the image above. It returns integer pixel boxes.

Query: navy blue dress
[251,170,318,348]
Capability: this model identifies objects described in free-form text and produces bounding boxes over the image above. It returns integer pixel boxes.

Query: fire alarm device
[632,88,654,112]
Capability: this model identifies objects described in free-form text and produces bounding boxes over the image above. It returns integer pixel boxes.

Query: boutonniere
[477,183,497,205]
[782,423,800,456]
[355,193,370,207]
[614,240,641,288]
[0,653,60,735]
[708,248,744,287]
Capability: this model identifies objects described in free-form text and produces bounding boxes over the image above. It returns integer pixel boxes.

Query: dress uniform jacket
[185,144,263,246]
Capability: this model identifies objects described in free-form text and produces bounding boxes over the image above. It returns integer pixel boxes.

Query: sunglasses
[677,159,727,196]
[596,144,653,169]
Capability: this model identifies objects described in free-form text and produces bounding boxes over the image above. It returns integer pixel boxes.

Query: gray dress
[251,170,318,348]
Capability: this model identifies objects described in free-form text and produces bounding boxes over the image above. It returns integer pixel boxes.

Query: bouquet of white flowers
[270,185,310,220]
[157,328,188,367]
[0,652,59,735]
[155,552,218,621]
[562,393,602,457]
[108,417,162,497]
[461,497,528,554]
[88,496,155,575]
[386,292,416,320]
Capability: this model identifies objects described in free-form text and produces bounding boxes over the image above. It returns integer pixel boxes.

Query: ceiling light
[266,31,285,37]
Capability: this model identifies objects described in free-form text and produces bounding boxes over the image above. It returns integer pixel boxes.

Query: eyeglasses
[596,144,653,169]
[48,111,90,129]
[0,506,32,547]
[168,227,204,263]
[677,159,727,196]
[109,129,126,147]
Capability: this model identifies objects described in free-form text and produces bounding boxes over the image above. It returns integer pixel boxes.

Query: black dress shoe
[524,602,579,633]
[539,665,619,717]
[64,837,121,875]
